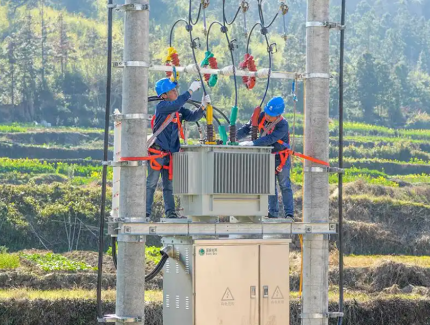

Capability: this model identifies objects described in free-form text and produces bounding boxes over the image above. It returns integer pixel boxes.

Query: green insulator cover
[208,74,218,87]
[230,106,238,126]
[200,51,213,67]
[218,125,228,144]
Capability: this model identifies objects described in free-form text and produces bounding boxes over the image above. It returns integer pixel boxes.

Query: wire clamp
[191,37,200,49]
[268,43,277,53]
[306,21,345,30]
[110,3,149,11]
[98,314,143,323]
[303,72,331,79]
[113,61,149,68]
[229,39,238,51]
[112,113,152,121]
[103,161,146,167]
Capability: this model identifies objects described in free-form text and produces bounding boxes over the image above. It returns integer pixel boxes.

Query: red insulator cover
[208,56,218,69]
[171,53,180,66]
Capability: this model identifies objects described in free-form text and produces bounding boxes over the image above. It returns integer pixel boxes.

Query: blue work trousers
[146,155,175,217]
[268,157,294,217]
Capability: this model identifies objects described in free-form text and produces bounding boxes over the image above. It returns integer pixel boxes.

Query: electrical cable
[222,0,241,26]
[97,0,113,320]
[145,253,169,281]
[169,19,189,47]
[111,237,117,269]
[189,0,202,26]
[257,0,279,29]
[337,0,346,324]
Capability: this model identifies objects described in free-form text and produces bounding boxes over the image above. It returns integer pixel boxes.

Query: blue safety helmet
[264,96,285,116]
[155,78,177,97]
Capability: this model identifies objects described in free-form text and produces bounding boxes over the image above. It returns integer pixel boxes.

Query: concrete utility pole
[302,0,330,324]
[116,0,149,324]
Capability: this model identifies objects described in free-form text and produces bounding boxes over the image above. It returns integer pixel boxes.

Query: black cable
[259,35,272,108]
[189,99,231,124]
[169,19,189,47]
[224,31,238,108]
[111,237,117,269]
[97,0,113,320]
[337,1,346,324]
[222,0,241,26]
[206,21,224,51]
[189,0,202,26]
[257,0,279,29]
[145,254,169,281]
[246,23,262,54]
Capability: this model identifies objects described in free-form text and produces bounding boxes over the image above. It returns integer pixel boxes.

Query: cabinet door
[195,244,259,325]
[260,244,290,325]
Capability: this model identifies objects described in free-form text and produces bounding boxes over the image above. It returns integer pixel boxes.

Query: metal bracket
[300,313,328,319]
[304,167,345,174]
[113,61,149,68]
[102,161,146,167]
[300,312,344,319]
[303,72,331,79]
[109,3,149,11]
[112,113,152,121]
[98,314,143,323]
[306,21,345,30]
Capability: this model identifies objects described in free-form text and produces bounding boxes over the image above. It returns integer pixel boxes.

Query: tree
[356,53,379,122]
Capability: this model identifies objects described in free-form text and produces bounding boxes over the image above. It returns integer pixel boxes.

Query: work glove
[188,80,202,93]
[201,94,211,109]
[239,141,254,146]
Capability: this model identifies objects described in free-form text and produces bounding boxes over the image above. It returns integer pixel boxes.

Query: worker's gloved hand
[201,94,211,109]
[188,80,202,93]
[239,141,254,146]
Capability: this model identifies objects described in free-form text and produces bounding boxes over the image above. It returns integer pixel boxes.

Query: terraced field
[0,119,429,324]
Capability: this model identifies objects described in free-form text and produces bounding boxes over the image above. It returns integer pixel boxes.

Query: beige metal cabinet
[193,239,290,325]
[260,244,290,325]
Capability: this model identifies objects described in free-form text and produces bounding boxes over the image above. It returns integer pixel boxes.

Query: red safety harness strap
[274,140,329,173]
[120,148,174,180]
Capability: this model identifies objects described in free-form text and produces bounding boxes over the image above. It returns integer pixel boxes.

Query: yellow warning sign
[221,287,234,301]
[272,286,284,299]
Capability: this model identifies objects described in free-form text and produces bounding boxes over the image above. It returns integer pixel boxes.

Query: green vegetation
[107,246,162,265]
[21,252,96,272]
[0,253,20,270]
[0,158,111,185]
[0,289,162,302]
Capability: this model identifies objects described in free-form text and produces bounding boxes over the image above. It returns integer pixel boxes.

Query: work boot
[166,211,179,219]
[266,213,278,219]
[284,214,294,222]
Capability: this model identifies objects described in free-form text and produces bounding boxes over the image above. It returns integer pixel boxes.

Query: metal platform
[118,220,337,236]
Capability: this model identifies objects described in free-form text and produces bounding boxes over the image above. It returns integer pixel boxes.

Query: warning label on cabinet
[272,286,284,299]
[221,288,235,306]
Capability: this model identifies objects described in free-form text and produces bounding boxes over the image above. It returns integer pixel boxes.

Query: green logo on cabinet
[199,248,205,256]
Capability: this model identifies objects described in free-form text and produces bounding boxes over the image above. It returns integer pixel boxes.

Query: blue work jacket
[153,91,204,153]
[237,112,290,153]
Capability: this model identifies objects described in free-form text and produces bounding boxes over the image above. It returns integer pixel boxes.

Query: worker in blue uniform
[146,78,210,219]
[237,96,294,221]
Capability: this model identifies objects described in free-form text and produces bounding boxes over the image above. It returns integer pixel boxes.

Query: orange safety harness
[258,116,329,173]
[120,112,185,180]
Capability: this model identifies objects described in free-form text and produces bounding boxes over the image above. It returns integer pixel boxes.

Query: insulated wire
[169,19,189,47]
[189,0,202,26]
[205,20,238,108]
[257,0,279,29]
[259,34,272,108]
[97,0,113,319]
[222,0,241,26]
